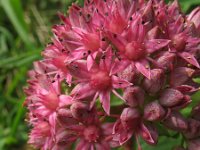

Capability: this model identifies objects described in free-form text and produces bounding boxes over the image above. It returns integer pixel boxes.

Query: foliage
[0,0,199,150]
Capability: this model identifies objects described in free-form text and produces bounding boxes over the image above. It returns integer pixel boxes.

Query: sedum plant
[24,0,200,149]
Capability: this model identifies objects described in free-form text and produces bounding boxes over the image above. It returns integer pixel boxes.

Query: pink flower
[107,13,170,79]
[24,74,73,134]
[69,46,131,114]
[56,102,119,150]
[113,107,158,147]
[24,0,200,149]
[28,120,54,150]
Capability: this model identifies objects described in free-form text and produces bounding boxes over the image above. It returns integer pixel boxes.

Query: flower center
[83,125,100,142]
[172,34,186,51]
[90,70,111,90]
[83,33,100,51]
[125,41,146,61]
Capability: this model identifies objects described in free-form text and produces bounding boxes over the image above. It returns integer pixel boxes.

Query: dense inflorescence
[24,0,200,150]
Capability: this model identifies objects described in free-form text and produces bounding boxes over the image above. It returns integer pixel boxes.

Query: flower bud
[70,102,93,123]
[140,124,158,145]
[57,109,77,125]
[159,88,184,107]
[170,67,194,87]
[118,65,135,83]
[156,52,175,69]
[120,108,141,130]
[191,104,200,121]
[188,7,200,34]
[123,86,145,107]
[183,119,200,139]
[163,111,188,131]
[144,101,166,121]
[188,138,200,150]
[143,69,165,94]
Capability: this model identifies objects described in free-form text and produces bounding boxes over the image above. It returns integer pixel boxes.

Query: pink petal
[139,124,157,145]
[135,59,151,79]
[76,139,90,150]
[145,39,170,53]
[66,74,72,86]
[71,83,95,100]
[95,141,110,150]
[112,75,132,89]
[90,92,99,109]
[51,80,60,94]
[69,5,81,27]
[119,130,133,145]
[49,112,57,135]
[69,48,86,62]
[100,46,112,70]
[110,59,130,75]
[59,95,73,107]
[87,54,94,71]
[99,91,110,115]
[178,52,200,68]
[138,23,146,43]
[68,60,90,79]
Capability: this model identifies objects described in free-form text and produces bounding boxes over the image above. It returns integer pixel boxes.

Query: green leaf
[179,0,200,12]
[110,93,124,106]
[141,135,182,150]
[193,78,200,84]
[1,0,34,49]
[10,97,26,138]
[165,0,200,12]
[181,91,200,116]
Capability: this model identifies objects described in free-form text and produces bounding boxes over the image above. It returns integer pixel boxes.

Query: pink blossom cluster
[24,0,200,149]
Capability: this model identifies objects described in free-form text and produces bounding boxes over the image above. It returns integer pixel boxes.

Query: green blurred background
[0,0,199,150]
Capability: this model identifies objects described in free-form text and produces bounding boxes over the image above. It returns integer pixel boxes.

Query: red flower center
[125,41,146,61]
[83,125,100,142]
[90,70,111,90]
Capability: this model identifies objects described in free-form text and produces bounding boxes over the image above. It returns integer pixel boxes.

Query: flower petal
[59,95,73,107]
[99,91,110,115]
[135,59,151,79]
[110,59,130,75]
[87,54,94,71]
[71,83,95,100]
[145,39,170,53]
[112,75,132,89]
[139,124,158,145]
[178,52,200,68]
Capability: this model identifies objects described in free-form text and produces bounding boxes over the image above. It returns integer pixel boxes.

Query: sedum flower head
[24,0,200,149]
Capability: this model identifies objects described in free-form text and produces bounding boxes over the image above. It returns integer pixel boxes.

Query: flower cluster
[24,0,200,150]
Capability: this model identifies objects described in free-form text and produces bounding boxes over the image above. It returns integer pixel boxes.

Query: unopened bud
[159,88,184,107]
[120,108,141,130]
[144,101,166,121]
[140,124,158,145]
[143,69,165,94]
[123,86,145,107]
[163,111,188,131]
